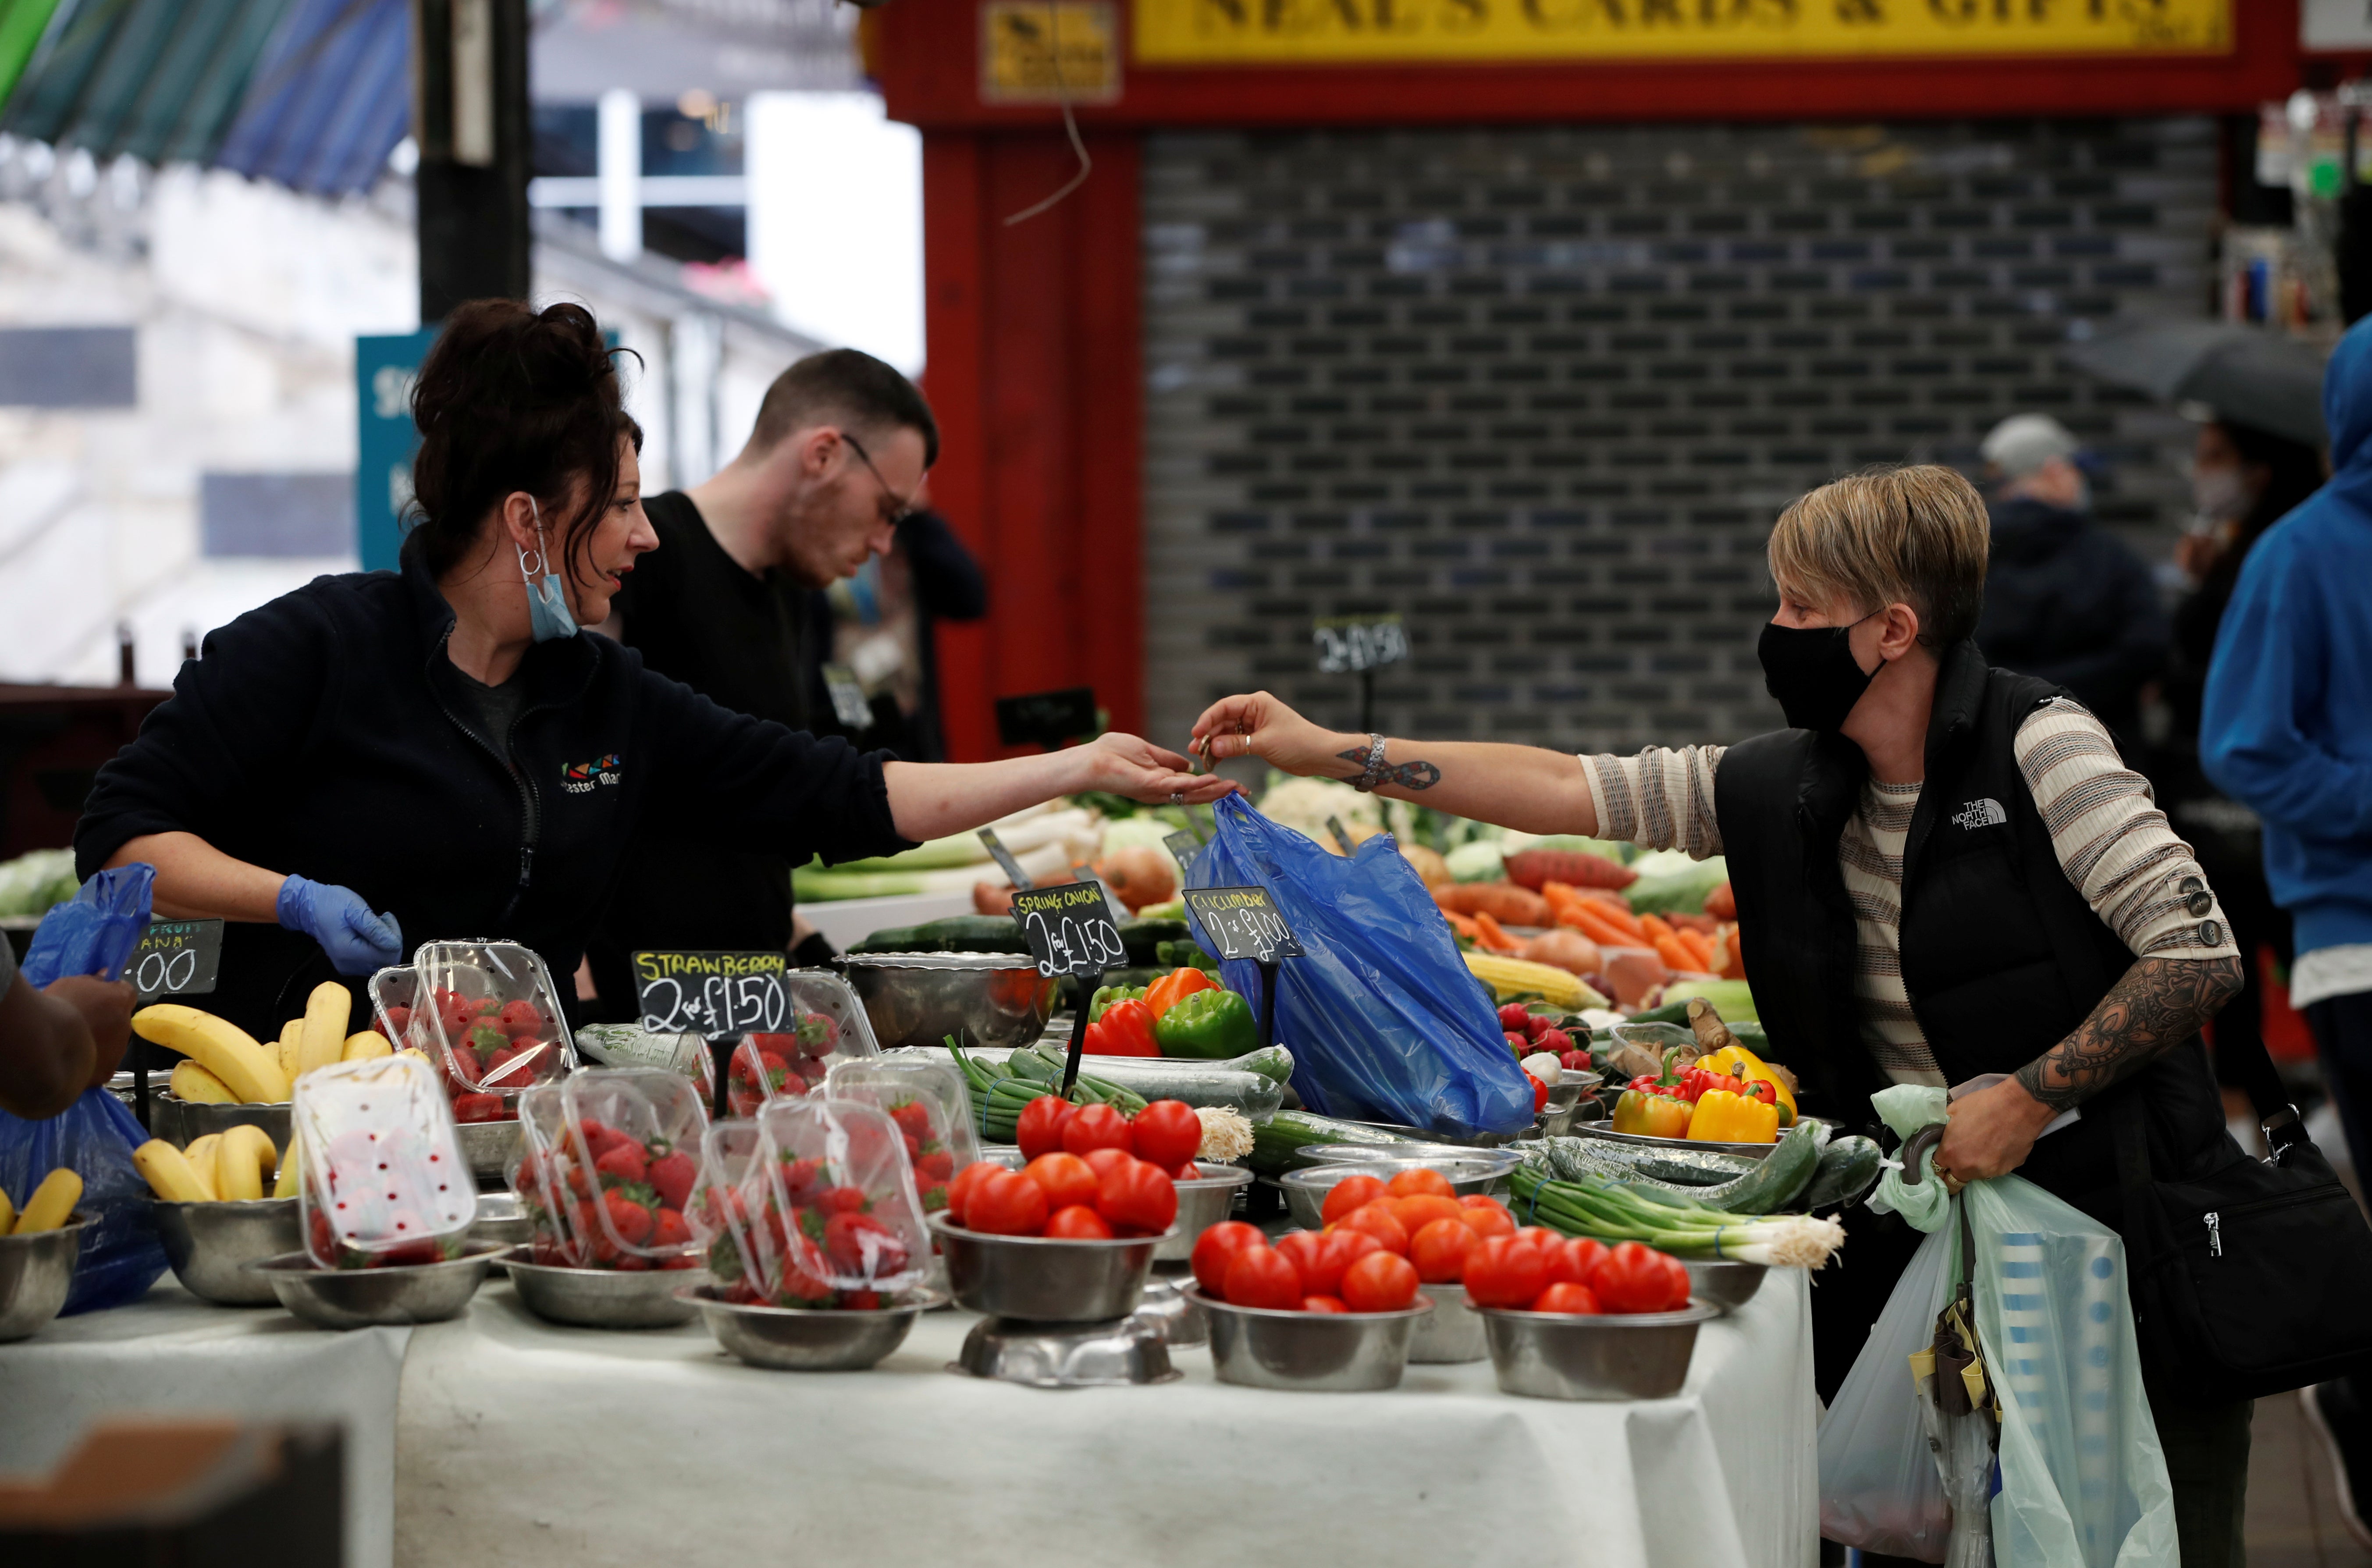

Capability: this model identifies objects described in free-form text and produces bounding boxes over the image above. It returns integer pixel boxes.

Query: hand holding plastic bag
[1864,1083,1950,1233]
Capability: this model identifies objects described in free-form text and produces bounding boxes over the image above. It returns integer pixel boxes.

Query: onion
[1094,845,1177,911]
[1521,928,1601,976]
[1399,844,1453,887]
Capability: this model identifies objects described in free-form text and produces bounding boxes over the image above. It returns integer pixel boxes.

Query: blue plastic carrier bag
[1,862,168,1314]
[1187,793,1533,1138]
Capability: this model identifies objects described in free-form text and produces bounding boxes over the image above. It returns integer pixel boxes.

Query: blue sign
[355,329,439,572]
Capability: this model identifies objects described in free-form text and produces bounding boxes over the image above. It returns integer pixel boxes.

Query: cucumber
[1120,917,1189,967]
[1248,1110,1422,1176]
[1799,1134,1883,1212]
[1156,939,1219,973]
[1544,1122,1823,1214]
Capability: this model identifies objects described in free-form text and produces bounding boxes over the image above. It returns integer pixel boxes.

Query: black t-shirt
[583,492,814,1020]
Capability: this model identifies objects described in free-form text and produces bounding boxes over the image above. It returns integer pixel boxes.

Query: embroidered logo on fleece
[561,753,622,794]
[1950,797,2008,830]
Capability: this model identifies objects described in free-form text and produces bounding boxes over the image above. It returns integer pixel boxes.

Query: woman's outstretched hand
[1076,732,1241,806]
[1189,693,1353,780]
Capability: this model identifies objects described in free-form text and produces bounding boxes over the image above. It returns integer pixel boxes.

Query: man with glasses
[581,349,939,1017]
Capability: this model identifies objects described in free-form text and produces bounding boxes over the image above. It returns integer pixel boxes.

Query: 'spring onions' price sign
[128,919,223,1001]
[631,950,791,1036]
[1009,882,1128,979]
[1182,887,1303,964]
[1312,615,1409,675]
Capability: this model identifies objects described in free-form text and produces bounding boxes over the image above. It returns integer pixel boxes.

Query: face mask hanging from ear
[1757,609,1883,732]
[516,498,579,644]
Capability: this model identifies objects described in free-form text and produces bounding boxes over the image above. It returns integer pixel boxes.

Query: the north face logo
[1951,798,2008,829]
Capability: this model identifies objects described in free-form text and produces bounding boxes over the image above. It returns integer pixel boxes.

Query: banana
[296,982,349,1079]
[133,1140,216,1204]
[168,1060,236,1105]
[277,1019,303,1078]
[272,1141,301,1198]
[133,1004,290,1104]
[0,1184,14,1232]
[215,1125,276,1201]
[181,1135,224,1198]
[342,1030,391,1063]
[14,1168,82,1232]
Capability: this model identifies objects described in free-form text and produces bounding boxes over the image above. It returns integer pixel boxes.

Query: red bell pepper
[1085,997,1160,1057]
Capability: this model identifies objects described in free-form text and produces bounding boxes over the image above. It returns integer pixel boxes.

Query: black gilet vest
[1714,640,2233,1220]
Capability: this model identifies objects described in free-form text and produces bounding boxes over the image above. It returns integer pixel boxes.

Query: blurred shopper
[802,495,987,762]
[2203,320,2372,1549]
[2159,416,2324,1119]
[0,930,132,1119]
[583,350,938,1017]
[1972,413,2168,747]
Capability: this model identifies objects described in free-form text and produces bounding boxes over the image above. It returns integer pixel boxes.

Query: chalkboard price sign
[631,950,791,1036]
[1183,887,1303,964]
[1312,616,1409,675]
[1009,882,1128,979]
[127,919,223,1001]
[995,686,1099,750]
[1163,830,1201,873]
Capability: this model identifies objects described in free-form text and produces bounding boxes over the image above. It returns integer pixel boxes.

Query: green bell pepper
[1088,984,1148,1024]
[1152,987,1258,1060]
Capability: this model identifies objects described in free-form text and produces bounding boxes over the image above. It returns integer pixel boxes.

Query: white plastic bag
[1817,1220,1959,1561]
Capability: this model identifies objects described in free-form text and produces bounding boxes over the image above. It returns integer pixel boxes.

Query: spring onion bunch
[1508,1163,1846,1268]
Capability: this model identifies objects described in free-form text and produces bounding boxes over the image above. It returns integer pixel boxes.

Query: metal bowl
[503,1252,706,1328]
[1406,1279,1487,1364]
[1682,1259,1768,1313]
[246,1242,505,1330]
[928,1215,1168,1323]
[152,1198,300,1305]
[1539,1079,1590,1138]
[468,1191,535,1248]
[680,1286,935,1371]
[1190,1287,1433,1392]
[955,1312,1178,1387]
[1574,1121,1777,1160]
[1154,1163,1254,1263]
[843,952,1060,1052]
[453,1118,522,1181]
[0,1215,87,1341]
[152,1094,290,1150]
[1130,1268,1208,1348]
[1475,1300,1721,1400]
[1273,1156,1522,1229]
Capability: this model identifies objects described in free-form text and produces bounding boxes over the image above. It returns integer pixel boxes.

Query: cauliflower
[1254,774,1381,844]
[1194,1105,1255,1163]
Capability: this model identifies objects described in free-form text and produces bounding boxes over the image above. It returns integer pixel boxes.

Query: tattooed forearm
[1334,744,1443,792]
[2013,955,2244,1112]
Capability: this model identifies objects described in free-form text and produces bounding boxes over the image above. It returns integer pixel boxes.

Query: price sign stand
[977,828,1034,889]
[1181,888,1303,1053]
[125,918,226,1132]
[1009,883,1128,1095]
[707,1036,739,1122]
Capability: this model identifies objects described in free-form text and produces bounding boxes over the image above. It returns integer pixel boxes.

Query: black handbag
[2116,1025,2372,1404]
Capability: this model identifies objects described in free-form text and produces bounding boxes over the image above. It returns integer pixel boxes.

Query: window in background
[199,473,354,558]
[0,326,136,408]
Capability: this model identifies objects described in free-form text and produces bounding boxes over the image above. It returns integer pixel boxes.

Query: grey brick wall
[1141,121,2218,757]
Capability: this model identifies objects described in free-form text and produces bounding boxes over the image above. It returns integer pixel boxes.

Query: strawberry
[647,1150,696,1211]
[576,1118,630,1157]
[448,1043,485,1084]
[889,1101,932,1141]
[376,1239,442,1268]
[498,999,542,1040]
[651,1208,690,1248]
[594,1141,647,1187]
[842,1289,881,1310]
[817,1184,868,1215]
[604,1190,654,1246]
[661,1253,701,1271]
[914,1148,954,1183]
[452,1092,503,1123]
[376,1004,411,1040]
[778,1157,823,1203]
[793,1012,839,1058]
[475,997,501,1017]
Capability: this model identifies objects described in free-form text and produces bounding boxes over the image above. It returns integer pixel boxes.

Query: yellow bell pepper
[1611,1087,1695,1141]
[1686,1088,1780,1145]
[1699,1043,1796,1120]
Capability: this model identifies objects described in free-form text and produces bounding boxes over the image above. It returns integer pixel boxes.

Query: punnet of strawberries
[692,1099,933,1309]
[724,1013,842,1116]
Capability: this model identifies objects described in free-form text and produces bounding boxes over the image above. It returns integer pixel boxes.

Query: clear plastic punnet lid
[412,940,577,1108]
[724,970,880,1117]
[821,1056,979,1217]
[295,1054,474,1269]
[509,1069,706,1270]
[747,1099,929,1304]
[688,1121,767,1301]
[366,966,434,1056]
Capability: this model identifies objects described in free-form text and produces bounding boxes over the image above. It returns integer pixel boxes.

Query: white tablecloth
[0,1279,408,1568]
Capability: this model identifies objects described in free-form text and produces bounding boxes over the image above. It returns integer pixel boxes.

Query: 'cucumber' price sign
[1183,887,1303,964]
[631,950,791,1036]
[1010,882,1127,979]
[128,919,223,1001]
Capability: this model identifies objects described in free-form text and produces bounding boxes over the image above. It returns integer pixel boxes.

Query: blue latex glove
[276,875,403,977]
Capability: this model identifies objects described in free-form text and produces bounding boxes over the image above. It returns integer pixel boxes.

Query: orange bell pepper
[1142,966,1216,1019]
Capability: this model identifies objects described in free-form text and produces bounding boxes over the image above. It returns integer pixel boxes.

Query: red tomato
[1016,1096,1077,1162]
[1458,1193,1506,1211]
[1458,1202,1516,1240]
[1319,1174,1387,1227]
[1326,1228,1382,1281]
[1532,1281,1603,1315]
[1223,1244,1303,1309]
[1080,1147,1135,1180]
[1340,1249,1420,1312]
[1301,1295,1349,1314]
[1044,1205,1115,1240]
[1021,1152,1099,1212]
[945,1161,1001,1227]
[1513,1226,1564,1253]
[1591,1241,1690,1313]
[1275,1230,1338,1295]
[1130,1100,1202,1170]
[1095,1158,1178,1235]
[1174,1161,1204,1182]
[1464,1235,1551,1308]
[1191,1220,1266,1295]
[1062,1103,1135,1158]
[1391,1194,1465,1235]
[1339,1202,1410,1257]
[1385,1168,1455,1200]
[1409,1217,1478,1284]
[964,1170,1050,1237]
[1532,1075,1551,1114]
[1563,1237,1610,1284]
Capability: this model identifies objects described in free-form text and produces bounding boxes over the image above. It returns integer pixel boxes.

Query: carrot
[1719,924,1747,980]
[1705,880,1737,921]
[1667,912,1718,937]
[1577,894,1646,941]
[1652,932,1698,972]
[1638,914,1676,943]
[1442,910,1482,941]
[1472,911,1525,954]
[1540,881,1585,911]
[1561,902,1636,948]
[1676,929,1716,972]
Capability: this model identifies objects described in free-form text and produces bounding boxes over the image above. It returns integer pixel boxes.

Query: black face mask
[1758,616,1880,732]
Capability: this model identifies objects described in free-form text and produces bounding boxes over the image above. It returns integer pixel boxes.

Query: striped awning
[0,0,409,196]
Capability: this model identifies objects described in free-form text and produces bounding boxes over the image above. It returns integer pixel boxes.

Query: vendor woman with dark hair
[73,300,1228,1038]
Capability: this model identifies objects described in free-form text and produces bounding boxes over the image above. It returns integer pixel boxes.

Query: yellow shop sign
[1131,0,2232,67]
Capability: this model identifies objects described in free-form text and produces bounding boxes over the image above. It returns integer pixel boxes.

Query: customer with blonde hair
[1191,463,2253,1567]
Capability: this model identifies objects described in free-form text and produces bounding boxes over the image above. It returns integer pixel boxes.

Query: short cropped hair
[748,348,939,466]
[1767,464,1989,648]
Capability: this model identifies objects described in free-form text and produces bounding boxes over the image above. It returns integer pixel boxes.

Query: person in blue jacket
[72,301,1228,1040]
[2201,310,2372,1550]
